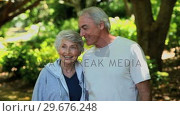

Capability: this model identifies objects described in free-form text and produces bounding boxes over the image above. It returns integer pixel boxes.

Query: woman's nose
[65,48,70,54]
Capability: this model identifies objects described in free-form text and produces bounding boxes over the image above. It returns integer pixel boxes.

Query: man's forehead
[79,16,94,25]
[79,13,91,18]
[78,24,88,29]
[79,13,95,22]
[79,19,91,28]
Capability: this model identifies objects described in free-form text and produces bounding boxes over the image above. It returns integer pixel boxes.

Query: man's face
[78,14,101,46]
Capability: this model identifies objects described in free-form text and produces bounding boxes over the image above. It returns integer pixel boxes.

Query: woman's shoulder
[37,68,49,80]
[75,61,83,73]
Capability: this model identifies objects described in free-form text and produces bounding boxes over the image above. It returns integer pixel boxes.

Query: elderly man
[78,7,151,101]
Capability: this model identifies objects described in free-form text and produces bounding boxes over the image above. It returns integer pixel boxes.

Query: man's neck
[95,34,116,48]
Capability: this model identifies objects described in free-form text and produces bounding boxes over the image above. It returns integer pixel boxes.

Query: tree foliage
[0,0,41,28]
[0,0,179,83]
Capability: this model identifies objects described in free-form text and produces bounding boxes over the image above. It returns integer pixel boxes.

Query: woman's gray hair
[78,6,110,32]
[55,30,84,53]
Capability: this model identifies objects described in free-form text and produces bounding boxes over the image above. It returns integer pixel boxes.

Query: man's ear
[98,21,105,30]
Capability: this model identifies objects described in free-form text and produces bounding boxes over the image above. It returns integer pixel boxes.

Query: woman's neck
[60,61,75,78]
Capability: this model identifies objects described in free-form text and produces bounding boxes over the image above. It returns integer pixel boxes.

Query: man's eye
[83,27,87,30]
[82,26,88,30]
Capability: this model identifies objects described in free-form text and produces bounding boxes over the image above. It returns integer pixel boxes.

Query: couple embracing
[32,7,151,101]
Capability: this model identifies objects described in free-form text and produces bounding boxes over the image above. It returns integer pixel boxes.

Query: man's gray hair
[78,6,110,32]
[55,30,84,53]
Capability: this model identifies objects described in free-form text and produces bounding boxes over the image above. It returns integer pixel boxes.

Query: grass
[0,78,33,101]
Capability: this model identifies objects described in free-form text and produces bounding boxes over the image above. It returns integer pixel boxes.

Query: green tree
[131,0,177,70]
[57,0,100,15]
[0,0,41,28]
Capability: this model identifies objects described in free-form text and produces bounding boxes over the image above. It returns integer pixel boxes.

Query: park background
[0,0,179,101]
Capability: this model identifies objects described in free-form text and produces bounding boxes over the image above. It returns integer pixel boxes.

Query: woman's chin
[63,60,75,65]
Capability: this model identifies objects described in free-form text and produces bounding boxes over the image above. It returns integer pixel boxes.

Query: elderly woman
[32,30,87,101]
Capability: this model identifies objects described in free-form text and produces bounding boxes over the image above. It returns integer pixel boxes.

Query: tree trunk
[131,0,177,71]
[86,0,97,7]
[123,0,132,17]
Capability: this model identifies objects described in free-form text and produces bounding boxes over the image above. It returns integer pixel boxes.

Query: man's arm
[136,80,152,101]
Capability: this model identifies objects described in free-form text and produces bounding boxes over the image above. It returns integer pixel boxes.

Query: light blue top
[32,59,88,101]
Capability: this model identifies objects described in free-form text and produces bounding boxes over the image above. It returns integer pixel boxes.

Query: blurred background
[0,0,179,101]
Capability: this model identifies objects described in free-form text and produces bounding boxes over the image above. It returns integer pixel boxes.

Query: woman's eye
[71,46,77,49]
[61,45,66,48]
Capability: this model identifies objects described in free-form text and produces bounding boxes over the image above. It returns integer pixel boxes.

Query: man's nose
[80,30,84,37]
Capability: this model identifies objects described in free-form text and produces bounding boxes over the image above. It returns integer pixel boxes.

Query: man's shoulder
[83,47,96,55]
[116,36,137,45]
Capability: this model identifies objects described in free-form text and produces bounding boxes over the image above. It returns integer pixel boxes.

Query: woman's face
[59,39,81,65]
